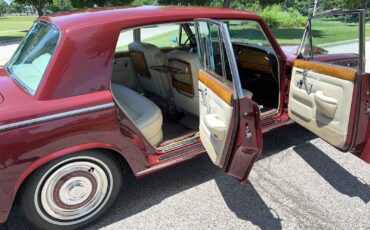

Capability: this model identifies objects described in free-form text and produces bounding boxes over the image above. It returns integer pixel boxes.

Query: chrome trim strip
[359,10,366,74]
[135,150,206,176]
[0,102,115,132]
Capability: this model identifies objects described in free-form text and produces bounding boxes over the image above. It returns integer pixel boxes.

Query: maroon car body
[0,6,369,227]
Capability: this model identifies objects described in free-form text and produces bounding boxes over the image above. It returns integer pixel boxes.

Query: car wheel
[18,150,123,230]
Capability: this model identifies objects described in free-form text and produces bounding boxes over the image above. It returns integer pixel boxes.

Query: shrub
[260,5,307,29]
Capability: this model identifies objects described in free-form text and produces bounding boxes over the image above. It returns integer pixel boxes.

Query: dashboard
[234,44,272,73]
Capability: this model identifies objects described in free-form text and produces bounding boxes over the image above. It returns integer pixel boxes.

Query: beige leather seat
[167,50,253,116]
[111,83,163,147]
[167,50,201,116]
[128,42,172,100]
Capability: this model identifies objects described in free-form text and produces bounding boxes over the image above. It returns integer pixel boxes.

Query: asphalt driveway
[2,124,370,229]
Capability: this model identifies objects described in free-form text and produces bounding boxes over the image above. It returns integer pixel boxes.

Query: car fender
[13,142,132,194]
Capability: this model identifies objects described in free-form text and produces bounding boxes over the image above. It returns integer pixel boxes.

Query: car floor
[241,78,279,114]
[161,112,199,144]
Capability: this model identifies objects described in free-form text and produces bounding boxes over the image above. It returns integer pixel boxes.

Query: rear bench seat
[111,83,163,147]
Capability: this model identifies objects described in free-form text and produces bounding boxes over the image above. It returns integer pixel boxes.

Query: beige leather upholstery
[111,83,163,147]
[199,80,233,165]
[128,42,172,99]
[167,50,201,116]
[289,67,354,147]
[111,57,138,89]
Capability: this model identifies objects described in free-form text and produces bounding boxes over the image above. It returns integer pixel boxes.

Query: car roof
[36,6,264,100]
[40,5,261,31]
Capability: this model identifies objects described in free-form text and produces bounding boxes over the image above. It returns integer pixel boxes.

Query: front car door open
[194,19,263,181]
[289,10,367,150]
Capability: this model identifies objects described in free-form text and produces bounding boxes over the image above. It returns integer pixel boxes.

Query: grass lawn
[273,18,370,45]
[116,30,179,52]
[0,15,37,41]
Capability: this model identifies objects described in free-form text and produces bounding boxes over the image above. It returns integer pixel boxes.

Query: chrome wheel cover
[34,156,113,226]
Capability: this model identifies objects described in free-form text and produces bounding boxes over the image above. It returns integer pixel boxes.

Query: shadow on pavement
[294,142,370,203]
[215,178,282,229]
[87,124,314,229]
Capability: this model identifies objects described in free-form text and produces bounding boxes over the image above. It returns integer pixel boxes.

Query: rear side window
[140,24,180,48]
[8,21,60,94]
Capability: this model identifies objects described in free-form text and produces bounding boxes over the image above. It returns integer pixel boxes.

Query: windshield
[7,21,60,94]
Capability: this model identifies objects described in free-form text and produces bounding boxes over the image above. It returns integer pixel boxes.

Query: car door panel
[198,70,233,165]
[195,19,263,180]
[289,60,356,147]
[227,97,262,180]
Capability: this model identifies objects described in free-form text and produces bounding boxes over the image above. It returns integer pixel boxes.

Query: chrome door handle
[199,88,207,106]
[297,70,313,94]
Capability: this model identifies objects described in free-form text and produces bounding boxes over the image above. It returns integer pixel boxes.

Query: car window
[115,30,134,52]
[227,20,272,49]
[197,21,231,82]
[7,21,60,94]
[141,24,180,48]
[300,12,366,70]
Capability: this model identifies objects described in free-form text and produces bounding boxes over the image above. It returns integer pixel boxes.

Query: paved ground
[2,124,370,230]
[0,40,20,65]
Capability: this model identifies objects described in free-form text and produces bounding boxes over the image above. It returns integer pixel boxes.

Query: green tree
[9,1,25,15]
[0,0,8,16]
[71,0,134,8]
[157,0,212,5]
[342,0,368,9]
[14,0,52,16]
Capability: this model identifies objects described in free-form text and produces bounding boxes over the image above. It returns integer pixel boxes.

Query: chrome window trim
[194,18,244,99]
[298,10,366,74]
[0,102,115,132]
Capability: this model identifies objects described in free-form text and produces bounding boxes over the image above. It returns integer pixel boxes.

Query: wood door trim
[198,70,233,105]
[294,59,357,81]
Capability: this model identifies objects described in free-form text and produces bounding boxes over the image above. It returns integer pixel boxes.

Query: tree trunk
[36,7,44,16]
[223,0,231,8]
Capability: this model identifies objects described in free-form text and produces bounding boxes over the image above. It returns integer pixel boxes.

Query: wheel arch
[12,142,136,206]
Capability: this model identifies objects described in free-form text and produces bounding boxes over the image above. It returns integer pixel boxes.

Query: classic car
[0,6,369,229]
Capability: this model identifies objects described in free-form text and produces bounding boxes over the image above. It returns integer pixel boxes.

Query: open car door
[289,10,366,150]
[194,19,263,181]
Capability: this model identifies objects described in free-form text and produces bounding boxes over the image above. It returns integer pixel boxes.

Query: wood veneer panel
[198,70,233,105]
[294,59,357,81]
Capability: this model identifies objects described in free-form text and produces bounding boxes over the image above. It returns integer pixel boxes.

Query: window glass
[197,21,229,80]
[227,20,272,49]
[8,21,59,94]
[141,23,180,48]
[115,30,134,52]
[180,23,195,46]
[300,13,366,70]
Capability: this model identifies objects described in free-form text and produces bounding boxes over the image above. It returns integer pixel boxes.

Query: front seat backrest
[167,50,201,116]
[128,42,172,100]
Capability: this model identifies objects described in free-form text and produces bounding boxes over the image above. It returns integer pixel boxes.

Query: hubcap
[35,157,113,225]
